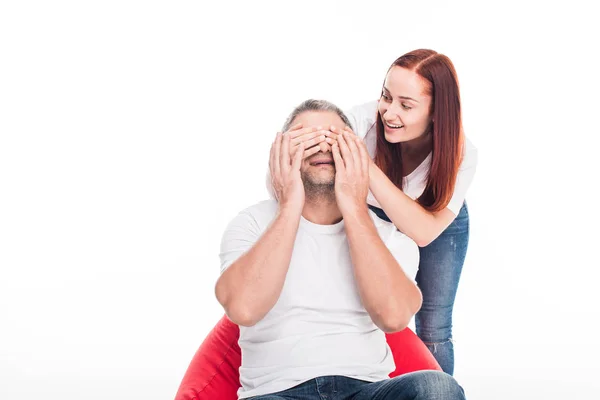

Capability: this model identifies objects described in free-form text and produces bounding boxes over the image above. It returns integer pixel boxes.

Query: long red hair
[374,49,464,212]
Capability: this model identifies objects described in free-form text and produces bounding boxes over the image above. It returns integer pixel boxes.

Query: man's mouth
[309,158,334,166]
[384,121,404,129]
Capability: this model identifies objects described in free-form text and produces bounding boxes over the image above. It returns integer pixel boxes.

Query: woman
[347,49,477,376]
[273,49,477,375]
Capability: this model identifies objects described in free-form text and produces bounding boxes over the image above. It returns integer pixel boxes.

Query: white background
[1,1,599,399]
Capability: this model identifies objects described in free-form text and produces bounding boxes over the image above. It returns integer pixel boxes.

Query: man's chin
[303,173,335,187]
[302,171,335,193]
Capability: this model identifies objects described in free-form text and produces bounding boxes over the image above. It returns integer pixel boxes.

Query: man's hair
[282,99,352,132]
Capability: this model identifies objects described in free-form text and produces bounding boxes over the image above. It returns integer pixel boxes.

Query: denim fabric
[368,202,470,375]
[246,372,465,400]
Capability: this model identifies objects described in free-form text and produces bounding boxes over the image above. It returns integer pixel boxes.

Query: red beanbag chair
[175,315,441,400]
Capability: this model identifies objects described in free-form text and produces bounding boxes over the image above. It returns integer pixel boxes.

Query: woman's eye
[381,93,391,101]
[401,103,412,110]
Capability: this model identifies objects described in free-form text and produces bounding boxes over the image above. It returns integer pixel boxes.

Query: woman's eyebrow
[383,86,419,103]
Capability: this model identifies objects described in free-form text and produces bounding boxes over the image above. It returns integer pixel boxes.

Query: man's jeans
[246,371,466,400]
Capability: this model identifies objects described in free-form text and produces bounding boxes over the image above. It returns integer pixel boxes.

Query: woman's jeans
[368,202,470,375]
[247,372,465,400]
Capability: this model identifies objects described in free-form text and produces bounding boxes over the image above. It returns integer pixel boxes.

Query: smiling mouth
[384,121,404,129]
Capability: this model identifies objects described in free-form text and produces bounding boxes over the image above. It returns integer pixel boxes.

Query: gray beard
[303,179,336,204]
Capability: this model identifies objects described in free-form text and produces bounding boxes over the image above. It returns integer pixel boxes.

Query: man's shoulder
[367,209,395,232]
[233,199,279,226]
[241,198,278,214]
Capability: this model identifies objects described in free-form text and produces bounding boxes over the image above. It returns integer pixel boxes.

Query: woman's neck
[401,131,432,176]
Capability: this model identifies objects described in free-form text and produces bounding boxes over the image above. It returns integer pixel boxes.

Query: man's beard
[301,169,335,203]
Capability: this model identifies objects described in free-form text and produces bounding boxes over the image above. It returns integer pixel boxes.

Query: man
[215,100,466,399]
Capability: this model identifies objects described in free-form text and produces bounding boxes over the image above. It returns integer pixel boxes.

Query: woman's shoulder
[345,100,379,139]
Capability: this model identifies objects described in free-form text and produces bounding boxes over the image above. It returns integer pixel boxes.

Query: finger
[290,130,327,147]
[324,130,339,141]
[324,136,336,146]
[285,123,303,134]
[345,133,362,174]
[269,141,279,201]
[331,143,345,173]
[269,138,276,177]
[325,129,339,144]
[355,136,370,175]
[288,126,320,139]
[344,131,361,170]
[292,143,304,171]
[336,132,354,174]
[281,132,292,171]
[343,125,356,136]
[302,145,322,159]
[295,134,326,150]
[273,132,282,178]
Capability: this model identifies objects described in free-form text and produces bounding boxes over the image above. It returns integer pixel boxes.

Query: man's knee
[403,370,465,399]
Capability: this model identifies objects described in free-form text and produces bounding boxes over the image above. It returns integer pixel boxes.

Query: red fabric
[175,315,441,400]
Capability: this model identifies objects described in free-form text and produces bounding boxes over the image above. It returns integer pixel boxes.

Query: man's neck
[302,192,342,225]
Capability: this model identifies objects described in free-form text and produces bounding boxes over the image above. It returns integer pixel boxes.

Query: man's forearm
[215,207,301,326]
[344,206,422,333]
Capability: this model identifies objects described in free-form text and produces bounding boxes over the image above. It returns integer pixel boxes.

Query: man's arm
[215,132,305,327]
[331,131,421,333]
[343,208,422,333]
[215,207,301,327]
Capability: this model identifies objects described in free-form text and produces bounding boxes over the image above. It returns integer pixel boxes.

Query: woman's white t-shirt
[345,100,478,216]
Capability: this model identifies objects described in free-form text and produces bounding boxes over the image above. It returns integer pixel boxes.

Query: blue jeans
[368,202,470,375]
[246,372,465,399]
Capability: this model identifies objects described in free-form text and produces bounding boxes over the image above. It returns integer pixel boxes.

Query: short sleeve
[219,210,261,274]
[446,138,478,216]
[344,101,379,139]
[383,227,420,282]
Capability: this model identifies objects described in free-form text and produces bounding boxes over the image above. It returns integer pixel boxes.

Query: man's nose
[318,141,331,153]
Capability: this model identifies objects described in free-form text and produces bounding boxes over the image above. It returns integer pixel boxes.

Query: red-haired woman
[335,49,477,375]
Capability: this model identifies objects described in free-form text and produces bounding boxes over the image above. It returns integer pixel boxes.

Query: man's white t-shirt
[219,199,420,399]
[345,101,478,216]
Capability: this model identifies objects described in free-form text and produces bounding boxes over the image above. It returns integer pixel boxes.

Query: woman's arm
[369,161,456,247]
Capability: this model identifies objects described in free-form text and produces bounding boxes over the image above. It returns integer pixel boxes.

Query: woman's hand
[285,123,333,159]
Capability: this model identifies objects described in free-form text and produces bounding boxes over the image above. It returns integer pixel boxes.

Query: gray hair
[282,99,352,132]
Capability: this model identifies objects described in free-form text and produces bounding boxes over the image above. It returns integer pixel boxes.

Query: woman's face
[377,66,433,143]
